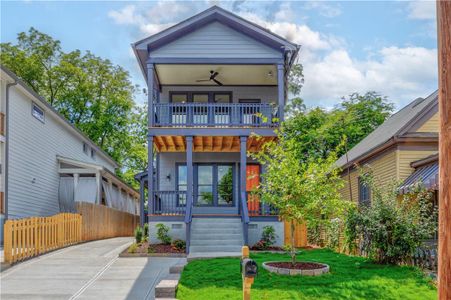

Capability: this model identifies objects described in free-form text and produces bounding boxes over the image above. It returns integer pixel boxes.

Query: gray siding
[160,85,277,104]
[6,85,116,219]
[150,22,282,59]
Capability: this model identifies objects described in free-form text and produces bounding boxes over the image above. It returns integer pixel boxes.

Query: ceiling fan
[196,70,223,86]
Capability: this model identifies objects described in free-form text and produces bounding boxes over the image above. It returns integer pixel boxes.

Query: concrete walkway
[1,237,185,300]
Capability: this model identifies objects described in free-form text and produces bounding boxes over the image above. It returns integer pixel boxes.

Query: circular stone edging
[262,261,330,276]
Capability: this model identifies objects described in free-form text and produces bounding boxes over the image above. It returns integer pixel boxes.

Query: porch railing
[153,191,187,216]
[154,102,278,127]
[246,192,278,216]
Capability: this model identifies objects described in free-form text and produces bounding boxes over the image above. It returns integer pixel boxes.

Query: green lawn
[177,249,436,300]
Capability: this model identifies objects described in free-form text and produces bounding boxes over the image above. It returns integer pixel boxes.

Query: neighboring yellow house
[336,91,439,205]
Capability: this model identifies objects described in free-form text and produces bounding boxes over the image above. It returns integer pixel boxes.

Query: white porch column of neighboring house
[95,171,102,205]
[277,64,285,122]
[73,173,80,203]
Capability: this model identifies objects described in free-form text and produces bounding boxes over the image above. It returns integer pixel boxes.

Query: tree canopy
[1,28,146,187]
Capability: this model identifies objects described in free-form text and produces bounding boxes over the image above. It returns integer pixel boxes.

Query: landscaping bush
[128,243,138,254]
[156,223,171,245]
[253,225,277,250]
[345,174,437,264]
[143,223,149,237]
[134,226,143,244]
[172,239,186,251]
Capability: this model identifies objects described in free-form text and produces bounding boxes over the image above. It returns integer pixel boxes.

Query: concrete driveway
[1,237,185,300]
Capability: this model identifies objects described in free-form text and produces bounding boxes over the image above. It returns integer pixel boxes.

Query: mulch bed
[119,241,186,257]
[266,261,326,270]
[250,246,284,251]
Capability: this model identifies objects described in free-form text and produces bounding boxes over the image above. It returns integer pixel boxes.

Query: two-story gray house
[133,6,299,254]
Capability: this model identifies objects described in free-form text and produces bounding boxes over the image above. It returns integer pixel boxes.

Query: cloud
[303,1,342,18]
[108,1,437,110]
[407,1,436,20]
[301,46,438,108]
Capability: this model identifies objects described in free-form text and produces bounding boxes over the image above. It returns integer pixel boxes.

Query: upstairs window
[91,149,96,159]
[358,177,371,206]
[32,103,45,123]
[83,142,88,154]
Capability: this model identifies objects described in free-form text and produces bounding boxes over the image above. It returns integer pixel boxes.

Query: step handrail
[240,191,250,245]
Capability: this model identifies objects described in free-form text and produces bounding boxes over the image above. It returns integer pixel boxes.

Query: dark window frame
[358,176,371,206]
[169,91,233,103]
[31,102,45,123]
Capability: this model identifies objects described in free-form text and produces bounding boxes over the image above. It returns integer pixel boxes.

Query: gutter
[5,80,18,220]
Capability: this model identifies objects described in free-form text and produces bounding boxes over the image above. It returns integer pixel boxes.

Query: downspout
[5,80,18,220]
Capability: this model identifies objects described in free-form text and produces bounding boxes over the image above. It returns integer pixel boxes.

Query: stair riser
[189,246,243,253]
[191,223,242,228]
[190,234,243,240]
[191,240,243,246]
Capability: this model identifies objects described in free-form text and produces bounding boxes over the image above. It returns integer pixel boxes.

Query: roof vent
[412,97,425,108]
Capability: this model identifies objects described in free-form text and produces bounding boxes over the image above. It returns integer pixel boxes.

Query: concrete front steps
[189,217,244,253]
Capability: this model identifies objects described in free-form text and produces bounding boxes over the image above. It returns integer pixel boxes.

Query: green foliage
[134,226,143,244]
[0,28,147,187]
[128,243,138,254]
[250,134,348,264]
[253,225,277,250]
[143,223,149,238]
[287,64,304,96]
[172,239,186,251]
[283,91,394,162]
[177,249,437,300]
[156,223,171,245]
[261,225,277,247]
[345,173,437,264]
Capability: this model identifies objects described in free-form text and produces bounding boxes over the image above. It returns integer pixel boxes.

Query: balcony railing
[153,191,187,216]
[154,102,278,127]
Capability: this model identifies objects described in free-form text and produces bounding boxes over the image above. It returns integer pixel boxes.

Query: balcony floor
[154,135,276,152]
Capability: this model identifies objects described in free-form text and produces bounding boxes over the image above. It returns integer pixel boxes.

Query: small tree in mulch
[251,135,348,265]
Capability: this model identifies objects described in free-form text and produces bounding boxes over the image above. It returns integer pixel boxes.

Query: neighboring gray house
[133,6,299,253]
[0,66,140,243]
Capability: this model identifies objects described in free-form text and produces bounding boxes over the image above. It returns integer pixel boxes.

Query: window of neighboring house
[358,177,371,206]
[91,148,96,159]
[32,103,45,123]
[83,142,88,154]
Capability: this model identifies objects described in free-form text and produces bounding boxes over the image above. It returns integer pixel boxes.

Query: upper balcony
[153,102,278,128]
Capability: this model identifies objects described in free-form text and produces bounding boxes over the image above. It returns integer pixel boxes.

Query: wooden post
[242,246,254,300]
[437,1,451,299]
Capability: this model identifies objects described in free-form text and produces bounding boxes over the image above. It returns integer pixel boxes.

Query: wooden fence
[3,203,139,264]
[283,220,308,247]
[76,202,139,241]
[3,213,82,264]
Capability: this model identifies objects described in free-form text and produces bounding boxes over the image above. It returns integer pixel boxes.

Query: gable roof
[1,65,119,169]
[132,6,300,79]
[336,90,438,169]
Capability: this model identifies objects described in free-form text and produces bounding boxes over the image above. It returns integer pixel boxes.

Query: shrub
[261,225,277,247]
[143,223,149,237]
[128,243,138,253]
[156,223,171,245]
[171,239,186,251]
[345,174,437,265]
[252,225,277,250]
[134,226,143,244]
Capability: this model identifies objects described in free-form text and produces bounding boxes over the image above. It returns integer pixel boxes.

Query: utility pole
[436,1,451,299]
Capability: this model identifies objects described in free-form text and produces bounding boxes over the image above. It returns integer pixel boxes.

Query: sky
[1,0,438,110]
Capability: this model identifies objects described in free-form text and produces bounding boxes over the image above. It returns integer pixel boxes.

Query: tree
[250,135,347,265]
[282,91,394,162]
[1,28,146,187]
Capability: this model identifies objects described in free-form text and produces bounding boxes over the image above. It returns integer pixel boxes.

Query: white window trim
[31,102,45,123]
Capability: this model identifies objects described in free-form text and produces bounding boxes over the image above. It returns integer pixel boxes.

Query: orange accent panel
[246,165,260,215]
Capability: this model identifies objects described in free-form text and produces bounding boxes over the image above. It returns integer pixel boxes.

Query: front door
[195,164,234,207]
[246,164,260,215]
